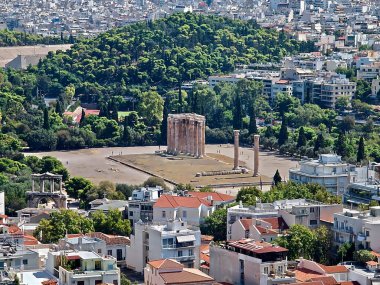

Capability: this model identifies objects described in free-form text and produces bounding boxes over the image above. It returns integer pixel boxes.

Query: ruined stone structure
[27,172,67,209]
[253,135,260,176]
[233,130,240,169]
[167,113,206,158]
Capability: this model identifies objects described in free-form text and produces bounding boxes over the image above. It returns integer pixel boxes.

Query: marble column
[233,130,240,169]
[186,118,190,154]
[174,119,179,154]
[253,135,260,176]
[190,120,195,156]
[167,117,171,152]
[198,121,203,158]
[202,121,206,157]
[194,122,199,157]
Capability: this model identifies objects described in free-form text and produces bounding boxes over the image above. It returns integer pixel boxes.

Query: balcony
[333,227,354,234]
[174,255,196,262]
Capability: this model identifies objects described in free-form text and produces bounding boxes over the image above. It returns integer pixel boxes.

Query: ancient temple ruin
[166,113,206,158]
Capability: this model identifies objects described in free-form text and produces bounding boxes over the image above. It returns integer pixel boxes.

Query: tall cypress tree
[357,136,365,163]
[297,127,307,147]
[314,133,325,153]
[278,116,288,146]
[43,108,50,129]
[55,100,63,115]
[248,107,258,134]
[161,98,169,145]
[233,94,243,130]
[273,169,282,186]
[79,108,86,126]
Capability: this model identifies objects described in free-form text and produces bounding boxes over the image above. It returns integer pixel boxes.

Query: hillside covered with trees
[0,13,314,151]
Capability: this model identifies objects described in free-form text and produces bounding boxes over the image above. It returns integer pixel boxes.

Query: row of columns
[233,130,260,176]
[167,114,206,158]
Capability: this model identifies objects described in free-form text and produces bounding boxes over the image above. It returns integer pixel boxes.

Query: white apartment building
[357,62,380,81]
[126,220,201,273]
[271,80,293,100]
[210,239,295,285]
[289,154,368,195]
[153,192,234,227]
[319,78,356,109]
[46,251,120,285]
[333,207,380,252]
[227,199,342,240]
[208,74,246,87]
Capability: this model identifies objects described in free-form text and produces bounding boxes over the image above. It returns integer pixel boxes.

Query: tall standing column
[174,119,179,155]
[180,119,185,153]
[198,121,203,158]
[194,122,199,157]
[253,135,260,176]
[190,120,195,156]
[186,118,190,154]
[202,121,206,157]
[167,117,171,152]
[233,130,240,169]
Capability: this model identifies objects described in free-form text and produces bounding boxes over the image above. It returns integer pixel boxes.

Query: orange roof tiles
[256,226,278,235]
[295,268,323,282]
[159,268,214,284]
[310,276,337,285]
[200,244,210,264]
[240,219,252,230]
[187,192,235,202]
[366,261,378,266]
[319,264,348,274]
[261,217,289,230]
[148,259,184,270]
[154,195,212,208]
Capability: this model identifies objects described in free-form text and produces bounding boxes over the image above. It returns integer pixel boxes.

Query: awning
[176,235,196,243]
[66,255,81,260]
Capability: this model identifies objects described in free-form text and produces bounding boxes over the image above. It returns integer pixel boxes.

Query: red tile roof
[295,268,323,282]
[228,239,288,254]
[154,195,212,208]
[240,219,252,230]
[187,192,235,202]
[23,234,39,246]
[148,259,184,270]
[310,276,337,285]
[261,217,289,230]
[256,226,279,235]
[319,264,348,274]
[159,268,214,284]
[200,244,210,264]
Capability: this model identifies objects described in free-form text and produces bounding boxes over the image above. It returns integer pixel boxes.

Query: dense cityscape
[1,0,380,285]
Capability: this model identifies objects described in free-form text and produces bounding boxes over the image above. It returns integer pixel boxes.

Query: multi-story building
[208,74,246,87]
[289,154,368,195]
[227,199,342,240]
[333,206,380,252]
[153,192,234,227]
[357,62,380,82]
[46,250,120,285]
[126,220,201,273]
[127,186,163,227]
[59,233,130,266]
[210,239,295,285]
[144,259,215,285]
[271,80,293,100]
[230,217,289,242]
[319,78,356,109]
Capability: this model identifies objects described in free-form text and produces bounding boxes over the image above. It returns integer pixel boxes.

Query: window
[129,211,133,217]
[278,266,283,273]
[310,220,318,225]
[113,280,118,285]
[95,281,102,285]
[310,208,314,213]
[108,250,112,256]
[77,282,84,285]
[178,250,183,257]
[22,259,28,265]
[95,260,101,270]
[163,238,174,248]
[162,211,166,218]
[189,249,193,256]
[366,230,370,237]
[98,249,102,254]
[117,249,123,261]
[183,210,187,218]
[264,267,269,274]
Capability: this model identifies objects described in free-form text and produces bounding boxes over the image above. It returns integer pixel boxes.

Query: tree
[138,90,164,127]
[313,226,333,265]
[233,93,243,130]
[34,210,94,243]
[121,273,132,285]
[275,224,316,260]
[278,116,288,146]
[43,108,50,129]
[200,208,227,241]
[65,177,93,200]
[143,177,168,190]
[297,127,307,148]
[314,133,325,153]
[340,116,355,133]
[26,129,58,151]
[92,209,131,236]
[79,108,86,126]
[274,92,300,116]
[338,242,353,263]
[248,107,258,135]
[273,170,282,186]
[357,136,365,163]
[236,187,262,205]
[335,96,349,112]
[354,250,375,263]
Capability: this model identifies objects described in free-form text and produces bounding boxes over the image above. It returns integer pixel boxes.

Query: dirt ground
[27,145,299,192]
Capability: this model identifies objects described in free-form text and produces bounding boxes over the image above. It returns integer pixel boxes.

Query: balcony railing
[173,255,196,262]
